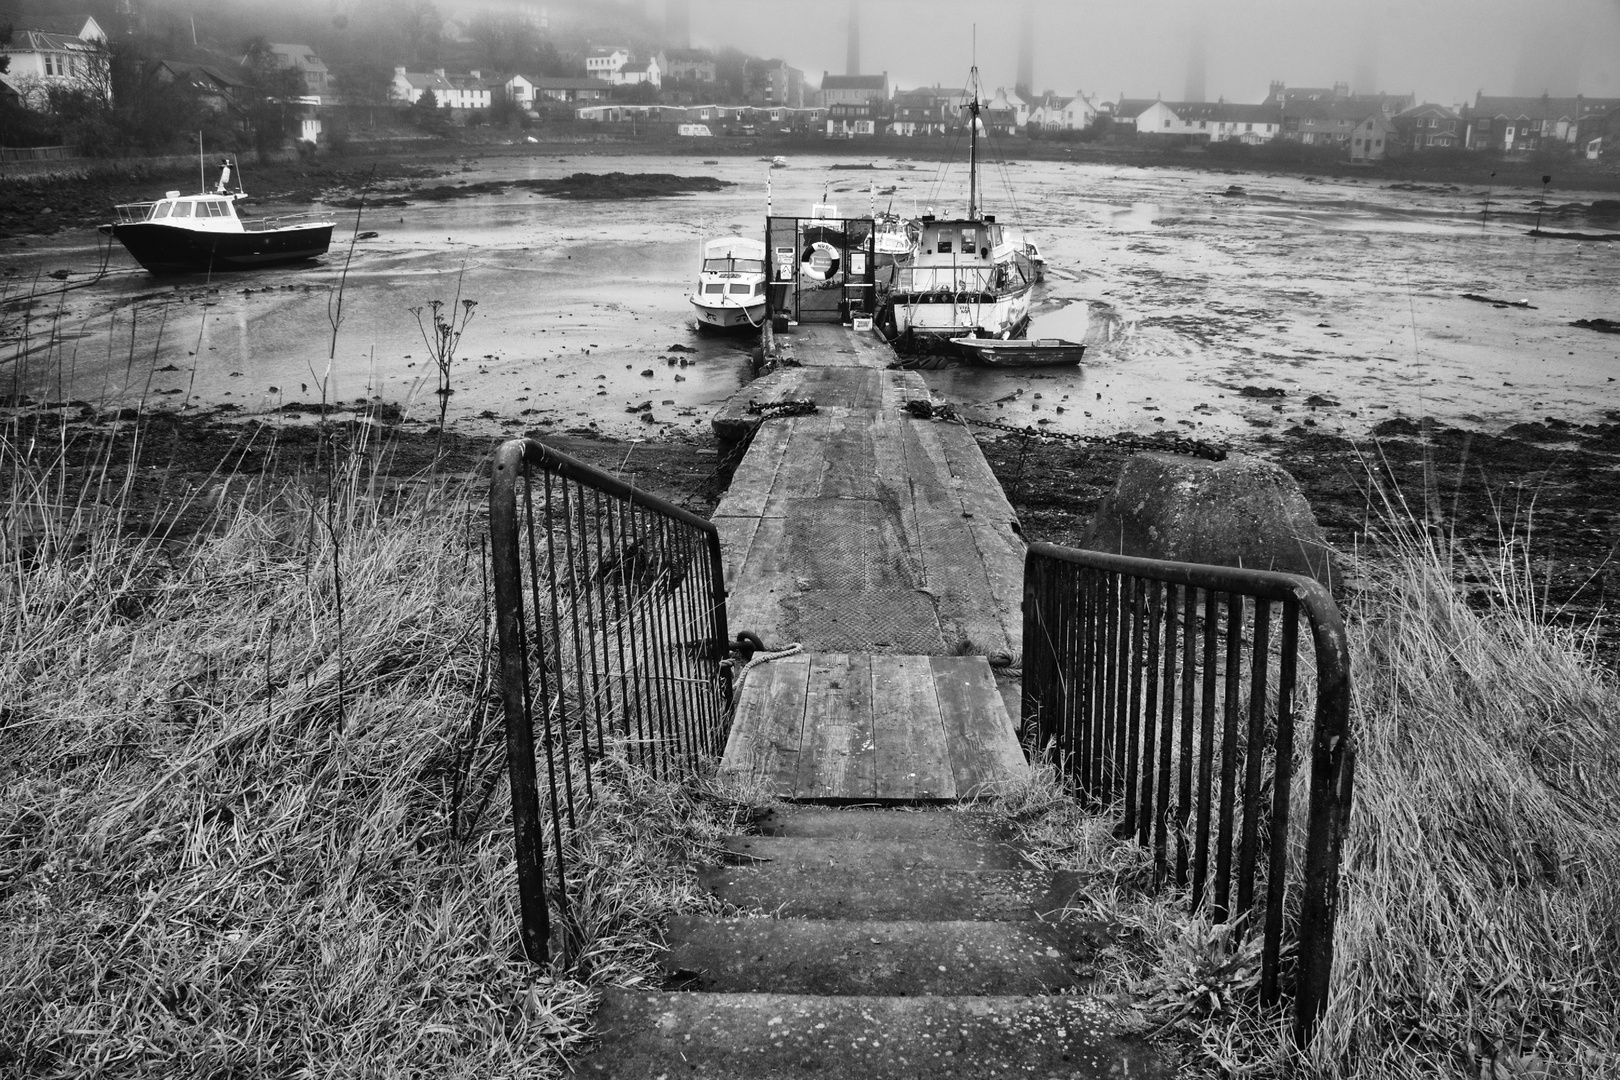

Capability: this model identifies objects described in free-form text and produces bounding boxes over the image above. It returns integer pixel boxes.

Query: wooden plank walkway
[715,323,1028,801]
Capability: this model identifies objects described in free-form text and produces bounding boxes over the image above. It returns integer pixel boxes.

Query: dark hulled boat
[101,160,335,275]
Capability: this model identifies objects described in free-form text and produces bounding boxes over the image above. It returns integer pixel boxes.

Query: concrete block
[1080,452,1335,587]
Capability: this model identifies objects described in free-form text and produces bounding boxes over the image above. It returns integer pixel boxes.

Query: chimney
[1015,0,1033,99]
[470,69,480,79]
[433,68,446,78]
[846,0,859,76]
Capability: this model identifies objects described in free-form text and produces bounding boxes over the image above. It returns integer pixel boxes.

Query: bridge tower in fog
[666,0,690,50]
[846,0,860,76]
[1016,0,1034,98]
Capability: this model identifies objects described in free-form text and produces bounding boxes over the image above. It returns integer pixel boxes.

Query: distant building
[261,43,331,103]
[756,59,805,109]
[663,48,716,83]
[154,60,250,117]
[890,88,949,135]
[1279,100,1383,145]
[1133,100,1281,143]
[990,87,1030,129]
[586,46,661,88]
[1393,104,1463,151]
[529,77,610,104]
[826,100,878,137]
[392,67,494,110]
[1349,113,1395,160]
[1028,92,1098,131]
[1463,93,1620,151]
[0,14,108,110]
[818,72,888,107]
[1111,98,1162,131]
[1264,81,1413,118]
[500,73,536,110]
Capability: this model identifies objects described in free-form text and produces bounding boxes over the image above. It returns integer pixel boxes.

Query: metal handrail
[490,437,732,962]
[1022,542,1353,1045]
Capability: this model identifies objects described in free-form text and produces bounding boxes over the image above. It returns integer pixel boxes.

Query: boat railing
[896,266,993,294]
[239,214,334,233]
[112,202,159,223]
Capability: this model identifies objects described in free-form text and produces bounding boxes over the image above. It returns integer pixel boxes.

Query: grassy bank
[996,484,1620,1078]
[0,418,737,1076]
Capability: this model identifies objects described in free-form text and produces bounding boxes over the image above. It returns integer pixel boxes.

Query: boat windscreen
[171,202,194,218]
[153,202,172,219]
[703,258,765,274]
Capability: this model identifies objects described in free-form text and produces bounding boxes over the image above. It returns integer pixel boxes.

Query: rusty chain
[903,399,1229,462]
[747,398,819,421]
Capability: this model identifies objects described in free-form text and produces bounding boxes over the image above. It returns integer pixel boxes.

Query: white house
[584,47,662,88]
[392,67,454,105]
[1028,91,1098,130]
[445,71,492,110]
[1349,113,1395,161]
[0,14,108,109]
[990,87,1030,129]
[501,73,535,110]
[1136,100,1280,143]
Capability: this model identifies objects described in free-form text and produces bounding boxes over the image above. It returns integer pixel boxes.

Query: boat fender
[801,240,841,281]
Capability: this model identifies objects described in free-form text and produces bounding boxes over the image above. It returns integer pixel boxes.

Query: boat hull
[110,221,334,275]
[950,337,1085,367]
[889,287,1032,347]
[690,298,765,331]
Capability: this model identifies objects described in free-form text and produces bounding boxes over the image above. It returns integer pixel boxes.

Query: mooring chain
[902,399,1229,462]
[747,398,819,421]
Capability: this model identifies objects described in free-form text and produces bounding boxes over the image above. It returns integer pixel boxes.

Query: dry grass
[0,423,731,1077]
[999,501,1620,1079]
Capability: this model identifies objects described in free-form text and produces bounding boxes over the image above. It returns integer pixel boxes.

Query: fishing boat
[100,159,335,275]
[883,65,1036,349]
[949,336,1084,367]
[873,209,920,271]
[689,235,767,331]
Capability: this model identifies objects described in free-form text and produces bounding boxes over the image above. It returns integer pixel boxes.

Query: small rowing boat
[949,336,1085,367]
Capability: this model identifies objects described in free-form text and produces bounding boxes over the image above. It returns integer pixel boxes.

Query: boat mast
[967,31,980,221]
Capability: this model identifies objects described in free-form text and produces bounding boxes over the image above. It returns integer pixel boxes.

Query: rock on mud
[1079,452,1335,587]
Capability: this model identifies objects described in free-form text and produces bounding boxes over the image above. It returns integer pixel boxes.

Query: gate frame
[764,214,878,324]
[490,437,732,962]
[1021,543,1354,1045]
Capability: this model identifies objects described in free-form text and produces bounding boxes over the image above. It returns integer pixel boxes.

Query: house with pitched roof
[1393,104,1463,151]
[0,14,108,109]
[989,87,1029,129]
[1028,92,1098,131]
[261,43,330,103]
[890,88,949,135]
[585,47,660,88]
[530,77,610,105]
[391,67,454,105]
[1110,98,1161,131]
[663,48,716,83]
[1349,113,1396,160]
[1463,93,1620,151]
[1134,100,1281,143]
[817,72,889,107]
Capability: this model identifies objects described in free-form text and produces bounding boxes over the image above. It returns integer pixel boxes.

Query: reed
[0,401,732,1076]
[1001,488,1620,1079]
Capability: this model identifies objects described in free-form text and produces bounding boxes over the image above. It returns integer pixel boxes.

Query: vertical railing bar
[523,466,571,932]
[1074,565,1094,792]
[1237,597,1272,920]
[672,524,705,766]
[1214,592,1245,924]
[1175,583,1198,887]
[1093,570,1115,797]
[1136,578,1163,847]
[1153,581,1179,887]
[1190,586,1219,910]
[541,469,584,820]
[642,512,685,773]
[622,502,666,780]
[605,493,646,773]
[568,477,609,765]
[1122,575,1145,822]
[491,453,550,961]
[1265,599,1300,1006]
[556,476,597,803]
[586,487,622,750]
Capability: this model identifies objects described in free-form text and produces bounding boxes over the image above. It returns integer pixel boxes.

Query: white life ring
[801,241,842,281]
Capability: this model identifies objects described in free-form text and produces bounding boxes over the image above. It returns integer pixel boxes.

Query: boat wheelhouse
[101,160,335,276]
[689,236,768,331]
[883,68,1035,347]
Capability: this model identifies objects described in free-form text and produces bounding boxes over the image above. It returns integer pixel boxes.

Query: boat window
[936,240,953,254]
[755,282,766,295]
[203,200,229,217]
[704,258,764,273]
[962,228,977,246]
[728,283,751,294]
[704,283,725,294]
[153,202,172,219]
[171,202,194,218]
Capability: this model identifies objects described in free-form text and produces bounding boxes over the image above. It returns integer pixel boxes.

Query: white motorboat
[883,65,1036,347]
[873,209,920,270]
[100,159,335,276]
[689,236,767,331]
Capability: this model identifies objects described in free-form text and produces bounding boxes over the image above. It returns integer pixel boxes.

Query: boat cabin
[697,236,767,301]
[898,214,1031,299]
[115,192,243,232]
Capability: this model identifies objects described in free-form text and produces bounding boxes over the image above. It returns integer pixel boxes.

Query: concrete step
[701,862,1089,921]
[718,835,1027,872]
[752,805,1016,842]
[582,989,1169,1079]
[663,916,1109,996]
